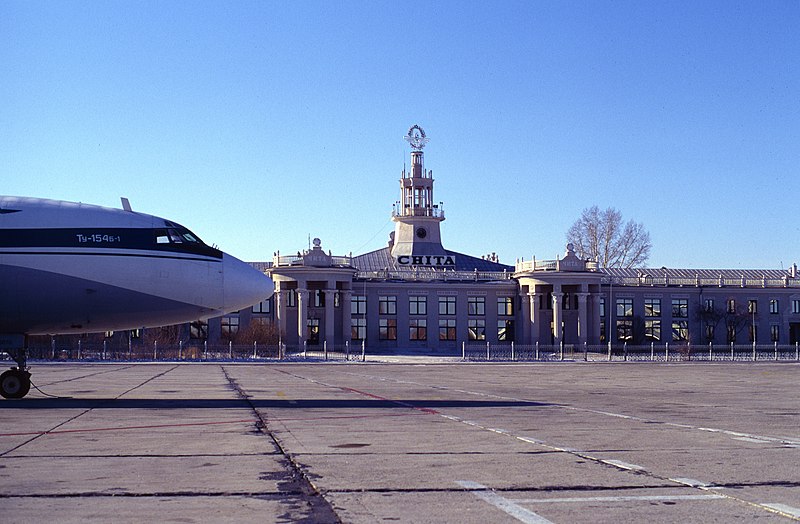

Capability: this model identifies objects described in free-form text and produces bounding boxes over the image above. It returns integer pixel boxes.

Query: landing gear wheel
[0,369,31,399]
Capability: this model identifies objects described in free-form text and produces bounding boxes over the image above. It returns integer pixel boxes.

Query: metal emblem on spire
[405,124,429,150]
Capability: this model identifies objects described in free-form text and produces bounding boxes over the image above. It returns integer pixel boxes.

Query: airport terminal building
[217,127,800,354]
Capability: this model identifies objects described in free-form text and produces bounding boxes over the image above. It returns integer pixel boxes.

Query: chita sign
[396,255,456,267]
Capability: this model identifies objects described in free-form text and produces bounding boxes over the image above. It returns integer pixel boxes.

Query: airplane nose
[222,253,274,313]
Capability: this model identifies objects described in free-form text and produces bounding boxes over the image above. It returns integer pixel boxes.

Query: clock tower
[390,125,451,266]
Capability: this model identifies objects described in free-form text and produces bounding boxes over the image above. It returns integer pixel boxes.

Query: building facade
[212,126,800,354]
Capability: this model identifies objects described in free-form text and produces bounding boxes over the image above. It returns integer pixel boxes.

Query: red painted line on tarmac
[338,386,440,415]
[0,418,258,437]
[0,411,432,438]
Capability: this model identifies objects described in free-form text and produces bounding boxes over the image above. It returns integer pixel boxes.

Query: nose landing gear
[1,349,31,399]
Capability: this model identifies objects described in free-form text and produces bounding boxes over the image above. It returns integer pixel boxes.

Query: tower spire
[390,126,451,267]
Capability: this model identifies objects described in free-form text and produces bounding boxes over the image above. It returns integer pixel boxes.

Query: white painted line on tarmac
[601,459,646,471]
[457,481,554,524]
[733,436,772,444]
[762,503,800,518]
[670,477,715,488]
[513,494,726,504]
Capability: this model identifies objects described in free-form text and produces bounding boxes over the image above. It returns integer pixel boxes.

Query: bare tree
[566,206,651,268]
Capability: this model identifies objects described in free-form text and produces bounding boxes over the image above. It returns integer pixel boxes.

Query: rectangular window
[644,319,661,341]
[468,319,486,340]
[379,318,397,340]
[600,297,606,318]
[616,298,633,318]
[409,296,427,316]
[616,319,633,341]
[190,321,208,340]
[313,290,325,308]
[287,289,297,308]
[252,299,271,314]
[727,324,736,343]
[704,298,715,313]
[600,320,606,343]
[351,318,366,341]
[727,299,736,314]
[468,296,485,316]
[439,296,456,316]
[439,319,456,340]
[221,316,239,336]
[351,295,366,315]
[409,319,427,341]
[771,324,780,342]
[672,299,688,318]
[749,324,757,343]
[769,299,779,314]
[748,300,758,314]
[378,295,397,315]
[644,298,661,317]
[498,320,514,341]
[334,292,340,308]
[497,297,514,316]
[672,320,689,341]
[705,323,715,341]
[793,300,800,314]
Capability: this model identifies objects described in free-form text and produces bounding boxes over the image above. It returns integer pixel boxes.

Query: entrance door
[790,323,800,344]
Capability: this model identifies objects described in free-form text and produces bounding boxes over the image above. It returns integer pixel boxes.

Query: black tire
[0,369,31,399]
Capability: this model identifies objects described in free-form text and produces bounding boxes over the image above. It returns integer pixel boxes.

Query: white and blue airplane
[0,196,274,399]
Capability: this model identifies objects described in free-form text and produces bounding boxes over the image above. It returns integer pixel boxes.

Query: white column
[275,288,287,344]
[577,292,589,345]
[342,290,352,346]
[324,282,335,348]
[296,288,308,347]
[527,291,539,345]
[552,285,562,346]
[592,294,602,345]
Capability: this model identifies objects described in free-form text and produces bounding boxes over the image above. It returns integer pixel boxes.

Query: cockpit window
[155,229,170,244]
[153,223,220,258]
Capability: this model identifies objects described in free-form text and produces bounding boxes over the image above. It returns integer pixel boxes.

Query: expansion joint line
[219,365,342,524]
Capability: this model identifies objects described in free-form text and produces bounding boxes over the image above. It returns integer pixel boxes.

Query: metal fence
[462,341,800,363]
[18,340,366,362]
[10,339,800,364]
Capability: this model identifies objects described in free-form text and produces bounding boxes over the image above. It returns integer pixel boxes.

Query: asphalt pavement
[1,361,799,523]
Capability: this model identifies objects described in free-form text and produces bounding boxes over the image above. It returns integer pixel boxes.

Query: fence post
[687,342,691,361]
[128,337,132,360]
[559,341,564,361]
[511,341,515,361]
[154,341,158,360]
[103,339,107,360]
[179,340,183,360]
[731,341,734,361]
[345,340,350,360]
[324,340,328,360]
[584,341,588,362]
[607,341,611,361]
[486,341,490,361]
[253,341,258,359]
[709,342,712,362]
[665,342,669,362]
[462,341,466,360]
[361,340,365,362]
[775,341,778,361]
[304,340,307,359]
[623,342,627,362]
[51,337,55,360]
[203,340,207,360]
[796,342,799,362]
[535,341,539,361]
[650,342,654,361]
[752,342,756,362]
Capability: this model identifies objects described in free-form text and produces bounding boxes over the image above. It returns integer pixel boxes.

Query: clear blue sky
[2,1,798,269]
